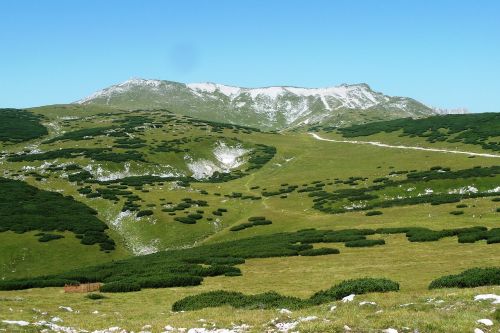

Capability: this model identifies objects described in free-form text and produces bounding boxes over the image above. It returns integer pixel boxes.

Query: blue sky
[0,0,499,112]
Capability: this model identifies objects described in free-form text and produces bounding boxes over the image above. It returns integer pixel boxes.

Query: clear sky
[0,0,499,112]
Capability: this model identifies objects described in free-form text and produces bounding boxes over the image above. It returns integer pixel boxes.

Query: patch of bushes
[344,239,385,247]
[0,177,114,251]
[85,293,106,300]
[2,226,497,291]
[44,126,117,143]
[68,171,93,182]
[449,210,464,215]
[136,210,153,218]
[0,108,47,142]
[310,278,400,305]
[172,278,399,311]
[0,278,78,291]
[299,248,339,256]
[311,165,499,215]
[37,233,65,242]
[338,113,500,152]
[9,148,145,163]
[100,282,141,293]
[174,216,197,224]
[429,267,500,289]
[365,210,383,216]
[230,216,272,232]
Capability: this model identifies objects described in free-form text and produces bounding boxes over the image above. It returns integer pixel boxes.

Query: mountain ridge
[75,78,453,130]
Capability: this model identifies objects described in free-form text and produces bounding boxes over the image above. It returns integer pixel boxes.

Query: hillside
[0,106,498,333]
[75,79,438,130]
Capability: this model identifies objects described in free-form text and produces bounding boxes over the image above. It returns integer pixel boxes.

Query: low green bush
[100,282,141,293]
[248,216,266,221]
[38,233,64,242]
[449,210,464,215]
[85,293,107,300]
[0,279,78,291]
[429,267,500,289]
[172,291,305,312]
[344,239,385,247]
[172,277,399,311]
[310,278,399,305]
[230,217,272,231]
[299,248,339,256]
[365,210,383,216]
[136,210,154,217]
[174,217,197,224]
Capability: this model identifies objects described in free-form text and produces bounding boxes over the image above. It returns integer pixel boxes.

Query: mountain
[432,107,469,115]
[75,79,437,130]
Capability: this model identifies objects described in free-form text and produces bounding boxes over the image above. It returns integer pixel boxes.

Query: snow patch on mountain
[186,141,249,179]
[187,82,241,99]
[213,142,249,169]
[77,78,165,104]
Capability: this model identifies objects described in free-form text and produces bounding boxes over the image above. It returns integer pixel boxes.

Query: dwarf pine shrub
[172,277,399,311]
[299,248,339,256]
[100,282,141,293]
[344,239,385,247]
[365,210,383,216]
[429,267,500,289]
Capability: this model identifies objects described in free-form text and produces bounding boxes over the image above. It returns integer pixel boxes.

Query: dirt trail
[309,133,500,158]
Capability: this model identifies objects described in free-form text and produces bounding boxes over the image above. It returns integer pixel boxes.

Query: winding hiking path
[309,133,500,158]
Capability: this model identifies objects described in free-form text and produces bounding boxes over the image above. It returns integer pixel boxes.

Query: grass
[0,106,498,331]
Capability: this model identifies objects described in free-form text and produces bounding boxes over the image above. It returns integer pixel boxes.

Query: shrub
[344,239,385,247]
[100,282,141,293]
[0,279,78,291]
[449,210,464,215]
[456,204,468,208]
[248,216,266,221]
[429,267,500,289]
[230,217,272,231]
[135,275,202,289]
[174,217,197,224]
[136,210,153,218]
[38,233,64,242]
[252,219,272,226]
[229,223,252,231]
[172,278,400,311]
[310,278,399,305]
[365,210,383,216]
[299,248,339,256]
[172,290,305,312]
[85,293,106,300]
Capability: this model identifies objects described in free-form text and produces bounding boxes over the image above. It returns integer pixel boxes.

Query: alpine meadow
[1,1,499,333]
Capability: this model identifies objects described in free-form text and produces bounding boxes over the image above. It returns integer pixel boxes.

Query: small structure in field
[64,283,101,293]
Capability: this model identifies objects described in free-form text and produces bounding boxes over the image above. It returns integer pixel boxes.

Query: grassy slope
[0,106,498,332]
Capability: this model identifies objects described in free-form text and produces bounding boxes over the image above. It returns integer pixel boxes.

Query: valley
[0,104,498,333]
